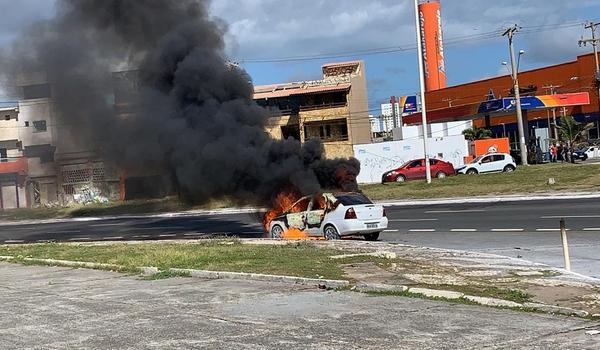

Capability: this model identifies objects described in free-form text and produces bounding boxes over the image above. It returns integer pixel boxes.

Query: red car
[382,159,456,183]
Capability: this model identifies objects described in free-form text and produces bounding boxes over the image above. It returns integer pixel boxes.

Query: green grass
[0,241,351,280]
[361,163,600,200]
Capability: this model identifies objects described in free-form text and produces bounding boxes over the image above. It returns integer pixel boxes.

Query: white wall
[353,135,469,184]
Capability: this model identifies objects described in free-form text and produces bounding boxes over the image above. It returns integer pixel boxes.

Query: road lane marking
[47,230,81,234]
[383,229,399,232]
[89,223,125,227]
[583,228,600,231]
[491,229,524,232]
[409,229,436,232]
[184,233,208,236]
[68,237,91,241]
[536,228,571,232]
[159,234,177,238]
[541,215,600,219]
[136,227,184,231]
[101,236,124,240]
[4,240,24,243]
[426,210,485,214]
[450,229,477,232]
[389,219,438,222]
[132,235,150,238]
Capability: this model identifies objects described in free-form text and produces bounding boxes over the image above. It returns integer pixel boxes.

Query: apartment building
[254,61,371,158]
[0,75,119,209]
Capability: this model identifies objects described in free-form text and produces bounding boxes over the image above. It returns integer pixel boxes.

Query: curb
[355,282,592,318]
[377,191,600,207]
[0,256,349,289]
[0,256,123,271]
[168,268,349,288]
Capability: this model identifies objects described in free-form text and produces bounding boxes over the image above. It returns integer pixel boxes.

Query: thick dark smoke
[1,0,360,205]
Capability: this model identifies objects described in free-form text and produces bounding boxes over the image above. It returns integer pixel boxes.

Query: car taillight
[345,208,357,220]
[383,208,387,217]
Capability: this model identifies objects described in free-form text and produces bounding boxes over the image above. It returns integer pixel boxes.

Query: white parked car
[583,146,599,159]
[456,153,517,175]
[268,192,388,241]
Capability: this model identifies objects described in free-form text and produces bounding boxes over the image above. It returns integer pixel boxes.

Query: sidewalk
[1,262,599,349]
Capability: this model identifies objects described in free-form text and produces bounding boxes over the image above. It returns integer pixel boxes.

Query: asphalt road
[1,197,599,277]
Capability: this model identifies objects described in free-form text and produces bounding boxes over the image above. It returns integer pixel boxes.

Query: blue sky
[2,0,600,112]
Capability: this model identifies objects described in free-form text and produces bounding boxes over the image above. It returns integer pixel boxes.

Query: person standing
[550,144,557,163]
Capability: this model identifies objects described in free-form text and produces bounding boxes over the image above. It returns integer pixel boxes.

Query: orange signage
[473,138,510,157]
[419,0,446,91]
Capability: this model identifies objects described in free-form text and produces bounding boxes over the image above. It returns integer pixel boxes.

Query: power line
[235,20,598,64]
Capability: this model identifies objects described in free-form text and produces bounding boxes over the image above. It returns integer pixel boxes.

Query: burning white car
[267,192,388,241]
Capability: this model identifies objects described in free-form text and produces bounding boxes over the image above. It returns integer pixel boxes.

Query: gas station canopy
[403,92,590,125]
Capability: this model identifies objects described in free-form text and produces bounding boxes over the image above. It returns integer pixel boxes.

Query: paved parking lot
[1,263,599,349]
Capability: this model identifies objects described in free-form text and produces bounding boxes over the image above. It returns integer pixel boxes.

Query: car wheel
[270,224,284,239]
[395,174,406,183]
[436,171,447,179]
[364,232,380,241]
[324,225,341,240]
[466,169,478,175]
[503,165,516,173]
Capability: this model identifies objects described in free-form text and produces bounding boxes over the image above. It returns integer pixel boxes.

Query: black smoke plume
[0,0,360,205]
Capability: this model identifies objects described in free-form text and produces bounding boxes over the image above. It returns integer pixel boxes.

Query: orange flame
[282,228,309,240]
[262,188,302,233]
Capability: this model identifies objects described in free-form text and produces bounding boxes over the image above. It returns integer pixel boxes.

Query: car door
[305,194,328,235]
[286,197,311,230]
[477,155,495,173]
[406,160,425,180]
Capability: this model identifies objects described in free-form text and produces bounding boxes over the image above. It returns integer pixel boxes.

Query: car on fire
[268,192,388,241]
[381,159,456,183]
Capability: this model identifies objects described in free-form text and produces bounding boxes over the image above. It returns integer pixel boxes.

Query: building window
[33,120,47,133]
[4,115,10,121]
[304,119,349,142]
[24,121,29,127]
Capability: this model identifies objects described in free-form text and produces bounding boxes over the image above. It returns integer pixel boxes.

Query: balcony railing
[0,157,28,175]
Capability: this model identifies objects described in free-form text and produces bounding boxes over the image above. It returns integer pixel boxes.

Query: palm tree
[555,116,594,162]
[462,126,492,141]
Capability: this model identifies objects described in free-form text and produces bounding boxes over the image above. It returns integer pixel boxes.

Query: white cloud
[210,0,598,65]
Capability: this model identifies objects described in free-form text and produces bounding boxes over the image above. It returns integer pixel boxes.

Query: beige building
[254,61,371,158]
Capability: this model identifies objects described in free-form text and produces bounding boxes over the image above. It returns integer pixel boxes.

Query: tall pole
[579,21,600,114]
[414,0,431,183]
[503,25,528,166]
[543,85,561,140]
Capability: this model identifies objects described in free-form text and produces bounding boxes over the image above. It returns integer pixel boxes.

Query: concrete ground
[1,263,599,349]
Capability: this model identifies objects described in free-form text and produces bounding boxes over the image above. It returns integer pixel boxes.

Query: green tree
[462,126,492,141]
[555,116,594,163]
[555,116,594,149]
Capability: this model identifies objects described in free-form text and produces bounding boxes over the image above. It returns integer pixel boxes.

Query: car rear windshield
[334,193,373,205]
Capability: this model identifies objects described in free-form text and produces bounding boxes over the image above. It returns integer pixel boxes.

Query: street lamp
[502,25,529,166]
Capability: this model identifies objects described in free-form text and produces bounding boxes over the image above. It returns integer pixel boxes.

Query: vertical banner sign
[418,0,447,91]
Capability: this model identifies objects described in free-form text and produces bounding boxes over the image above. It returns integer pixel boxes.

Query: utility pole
[543,85,561,140]
[579,21,600,113]
[414,0,431,183]
[503,25,529,166]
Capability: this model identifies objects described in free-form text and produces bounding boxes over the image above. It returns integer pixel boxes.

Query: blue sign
[403,96,418,113]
